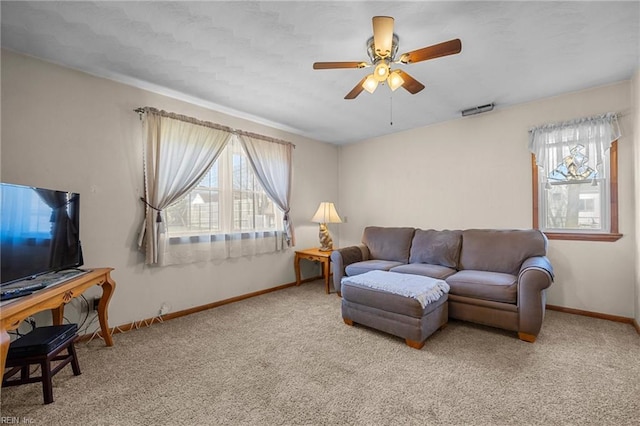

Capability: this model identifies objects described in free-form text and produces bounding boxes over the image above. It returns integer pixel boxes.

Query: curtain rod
[134,107,295,148]
[529,112,619,134]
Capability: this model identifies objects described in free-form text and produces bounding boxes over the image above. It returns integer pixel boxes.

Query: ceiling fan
[313,16,462,99]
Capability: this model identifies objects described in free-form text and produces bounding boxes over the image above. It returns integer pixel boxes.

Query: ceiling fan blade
[313,61,368,70]
[396,70,425,94]
[344,76,368,99]
[372,16,394,58]
[398,38,462,64]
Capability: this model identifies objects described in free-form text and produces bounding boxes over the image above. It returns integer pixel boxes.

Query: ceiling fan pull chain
[390,95,393,126]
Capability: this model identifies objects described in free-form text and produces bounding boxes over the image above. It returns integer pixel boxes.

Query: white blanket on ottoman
[342,270,450,309]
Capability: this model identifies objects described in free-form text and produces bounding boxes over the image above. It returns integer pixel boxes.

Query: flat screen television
[1,182,83,286]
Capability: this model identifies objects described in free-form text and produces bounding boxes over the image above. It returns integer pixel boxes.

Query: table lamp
[311,202,342,251]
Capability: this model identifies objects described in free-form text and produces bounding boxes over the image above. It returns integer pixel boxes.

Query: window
[530,113,621,241]
[232,148,278,231]
[138,107,293,265]
[165,138,279,237]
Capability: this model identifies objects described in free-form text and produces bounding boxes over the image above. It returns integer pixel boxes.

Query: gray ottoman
[341,271,449,349]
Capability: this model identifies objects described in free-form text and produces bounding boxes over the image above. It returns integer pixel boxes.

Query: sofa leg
[518,332,537,343]
[405,339,425,350]
[343,318,354,326]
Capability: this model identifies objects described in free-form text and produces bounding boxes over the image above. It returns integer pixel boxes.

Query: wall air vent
[461,103,495,117]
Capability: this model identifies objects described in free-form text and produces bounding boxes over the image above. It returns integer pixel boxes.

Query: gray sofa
[331,227,554,342]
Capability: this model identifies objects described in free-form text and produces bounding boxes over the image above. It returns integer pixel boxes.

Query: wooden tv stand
[0,268,116,372]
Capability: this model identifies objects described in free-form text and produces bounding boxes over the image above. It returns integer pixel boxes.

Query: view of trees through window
[532,141,620,241]
[538,143,609,232]
[542,181,605,230]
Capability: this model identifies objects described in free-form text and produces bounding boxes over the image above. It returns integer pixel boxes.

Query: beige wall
[633,69,640,325]
[338,81,636,318]
[2,48,637,325]
[0,49,339,330]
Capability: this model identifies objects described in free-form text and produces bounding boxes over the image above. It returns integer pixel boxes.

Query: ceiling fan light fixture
[373,61,390,82]
[313,16,462,100]
[387,70,404,91]
[362,74,379,93]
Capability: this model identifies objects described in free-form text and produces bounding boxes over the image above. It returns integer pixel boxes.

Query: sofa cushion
[409,229,462,268]
[345,260,404,276]
[446,270,517,304]
[459,229,547,275]
[362,226,415,262]
[390,263,457,280]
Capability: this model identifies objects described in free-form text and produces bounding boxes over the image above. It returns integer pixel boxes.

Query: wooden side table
[294,248,333,294]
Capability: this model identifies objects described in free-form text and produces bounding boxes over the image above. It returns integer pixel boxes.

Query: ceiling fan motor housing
[367,35,399,63]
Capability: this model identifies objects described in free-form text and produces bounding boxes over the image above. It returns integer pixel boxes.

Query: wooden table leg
[51,305,65,325]
[323,259,331,294]
[98,275,116,346]
[0,328,10,373]
[294,253,302,286]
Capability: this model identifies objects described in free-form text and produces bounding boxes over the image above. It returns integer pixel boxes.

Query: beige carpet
[1,280,639,425]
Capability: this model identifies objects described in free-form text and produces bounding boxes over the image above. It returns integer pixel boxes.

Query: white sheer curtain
[528,112,621,179]
[160,135,287,266]
[160,230,286,265]
[137,109,232,264]
[238,134,295,247]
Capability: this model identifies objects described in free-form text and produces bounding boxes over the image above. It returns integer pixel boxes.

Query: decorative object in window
[548,144,597,183]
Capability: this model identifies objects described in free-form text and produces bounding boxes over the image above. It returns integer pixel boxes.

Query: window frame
[165,139,280,238]
[531,140,622,242]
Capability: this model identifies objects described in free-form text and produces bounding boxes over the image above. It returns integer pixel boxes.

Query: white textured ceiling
[1,1,639,144]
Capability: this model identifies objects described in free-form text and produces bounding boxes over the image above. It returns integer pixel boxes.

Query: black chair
[2,324,81,404]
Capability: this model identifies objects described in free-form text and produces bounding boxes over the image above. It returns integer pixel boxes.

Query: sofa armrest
[519,256,554,282]
[517,256,554,339]
[331,245,370,295]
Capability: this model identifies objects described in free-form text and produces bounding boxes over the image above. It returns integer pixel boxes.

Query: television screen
[1,183,83,285]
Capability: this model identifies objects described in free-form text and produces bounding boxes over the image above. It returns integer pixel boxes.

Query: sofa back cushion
[362,226,415,262]
[459,229,547,275]
[409,229,462,268]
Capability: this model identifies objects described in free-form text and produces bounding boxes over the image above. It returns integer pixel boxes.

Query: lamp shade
[311,202,342,224]
[362,75,379,94]
[387,69,404,91]
[373,61,389,82]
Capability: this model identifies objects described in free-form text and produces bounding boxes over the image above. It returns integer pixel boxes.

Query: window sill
[167,230,281,245]
[543,232,623,242]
